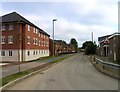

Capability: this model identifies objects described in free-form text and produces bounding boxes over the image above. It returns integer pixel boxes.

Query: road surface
[7,53,118,90]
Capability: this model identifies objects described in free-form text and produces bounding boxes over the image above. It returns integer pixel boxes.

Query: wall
[1,22,50,62]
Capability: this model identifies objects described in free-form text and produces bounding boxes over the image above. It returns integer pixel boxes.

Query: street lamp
[53,19,57,57]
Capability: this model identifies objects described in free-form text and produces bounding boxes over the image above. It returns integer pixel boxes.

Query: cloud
[1,1,118,47]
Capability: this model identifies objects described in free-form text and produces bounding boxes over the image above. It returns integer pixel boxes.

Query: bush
[84,41,97,55]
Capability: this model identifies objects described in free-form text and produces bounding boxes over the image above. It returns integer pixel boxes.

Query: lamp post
[53,19,57,58]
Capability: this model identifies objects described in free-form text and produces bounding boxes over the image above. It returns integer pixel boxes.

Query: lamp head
[53,19,57,21]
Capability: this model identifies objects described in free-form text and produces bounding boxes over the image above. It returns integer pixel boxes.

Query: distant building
[0,12,50,62]
[98,32,120,61]
[49,39,74,56]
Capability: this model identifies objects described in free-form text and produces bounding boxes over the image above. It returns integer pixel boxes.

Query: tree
[82,41,97,55]
[70,38,78,52]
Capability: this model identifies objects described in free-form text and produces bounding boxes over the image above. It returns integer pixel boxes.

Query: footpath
[1,54,71,78]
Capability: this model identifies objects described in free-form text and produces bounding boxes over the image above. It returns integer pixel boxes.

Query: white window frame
[36,38,38,45]
[28,25,30,31]
[39,33,40,37]
[9,51,12,56]
[36,51,37,55]
[33,38,35,45]
[1,36,5,44]
[33,51,35,55]
[8,36,13,44]
[33,27,36,33]
[41,34,43,38]
[41,41,43,46]
[9,24,13,30]
[36,29,38,34]
[27,36,30,44]
[1,51,5,56]
[28,51,30,56]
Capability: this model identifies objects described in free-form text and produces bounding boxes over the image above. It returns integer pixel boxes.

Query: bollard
[94,56,96,62]
[96,61,98,64]
[103,65,104,69]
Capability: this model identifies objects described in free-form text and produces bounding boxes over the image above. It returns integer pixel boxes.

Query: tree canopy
[70,38,78,52]
[82,41,97,55]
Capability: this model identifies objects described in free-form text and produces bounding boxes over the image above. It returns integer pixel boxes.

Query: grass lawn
[0,71,31,86]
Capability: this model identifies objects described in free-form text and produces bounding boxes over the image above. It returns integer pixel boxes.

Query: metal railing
[96,58,120,70]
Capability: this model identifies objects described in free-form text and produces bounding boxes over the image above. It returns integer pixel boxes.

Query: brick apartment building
[49,39,75,56]
[0,12,50,62]
[98,32,120,61]
[49,39,62,56]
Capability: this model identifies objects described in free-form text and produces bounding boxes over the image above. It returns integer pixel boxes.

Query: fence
[90,56,120,79]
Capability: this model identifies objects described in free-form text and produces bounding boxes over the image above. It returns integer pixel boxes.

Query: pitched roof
[98,35,111,42]
[1,12,50,36]
[98,32,120,43]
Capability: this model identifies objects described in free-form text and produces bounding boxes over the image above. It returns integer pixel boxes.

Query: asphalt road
[7,53,118,90]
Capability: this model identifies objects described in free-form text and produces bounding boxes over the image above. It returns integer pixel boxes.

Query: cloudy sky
[0,0,119,47]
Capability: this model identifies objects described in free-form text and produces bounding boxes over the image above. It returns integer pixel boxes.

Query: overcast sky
[0,0,119,47]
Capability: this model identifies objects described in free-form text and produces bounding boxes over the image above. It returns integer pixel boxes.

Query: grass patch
[38,56,53,60]
[1,54,74,87]
[0,71,31,86]
[50,55,73,64]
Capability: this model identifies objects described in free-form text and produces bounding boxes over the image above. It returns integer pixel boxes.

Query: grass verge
[0,71,31,86]
[1,54,74,87]
[50,55,72,64]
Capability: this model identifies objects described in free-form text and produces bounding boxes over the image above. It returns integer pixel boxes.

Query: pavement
[7,53,118,90]
[1,54,71,78]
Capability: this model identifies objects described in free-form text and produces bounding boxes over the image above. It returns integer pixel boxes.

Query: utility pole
[92,32,93,42]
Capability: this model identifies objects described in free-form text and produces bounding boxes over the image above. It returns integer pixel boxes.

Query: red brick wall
[1,23,22,49]
[24,24,49,50]
[1,23,49,50]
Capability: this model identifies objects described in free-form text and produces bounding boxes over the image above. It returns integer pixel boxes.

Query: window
[28,25,30,31]
[39,33,40,37]
[33,38,35,45]
[28,51,30,56]
[46,42,47,47]
[33,27,36,33]
[36,38,38,45]
[33,51,35,55]
[9,24,13,30]
[8,36,13,44]
[36,29,38,34]
[44,35,45,38]
[46,35,48,39]
[27,36,30,44]
[1,36,5,44]
[41,41,43,46]
[9,51,12,56]
[41,34,43,38]
[41,50,43,54]
[44,50,45,54]
[1,51,5,56]
[2,25,5,31]
[36,51,37,55]
[44,41,45,46]
[47,42,49,47]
